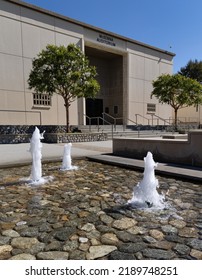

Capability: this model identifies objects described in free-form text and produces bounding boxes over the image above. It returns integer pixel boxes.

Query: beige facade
[0,0,174,127]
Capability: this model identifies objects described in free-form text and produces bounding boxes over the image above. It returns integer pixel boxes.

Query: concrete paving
[0,140,201,182]
[87,154,202,182]
[0,141,113,168]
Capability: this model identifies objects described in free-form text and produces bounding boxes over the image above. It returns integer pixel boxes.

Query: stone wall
[44,133,107,143]
[0,125,107,144]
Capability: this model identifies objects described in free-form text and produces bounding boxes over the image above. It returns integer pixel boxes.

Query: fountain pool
[0,159,201,260]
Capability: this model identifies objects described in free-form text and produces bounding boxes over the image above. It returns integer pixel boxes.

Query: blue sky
[23,0,202,73]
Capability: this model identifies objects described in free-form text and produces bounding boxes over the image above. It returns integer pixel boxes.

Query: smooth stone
[37,251,69,260]
[100,233,119,245]
[119,242,147,253]
[0,236,10,245]
[80,223,95,232]
[54,227,75,241]
[11,237,40,249]
[178,227,198,238]
[63,240,78,251]
[190,249,202,260]
[143,236,157,244]
[149,229,164,240]
[109,250,136,260]
[79,237,88,243]
[0,245,12,254]
[112,217,137,230]
[161,225,178,234]
[19,227,39,237]
[99,214,114,225]
[173,244,190,255]
[86,245,117,260]
[169,219,186,229]
[9,253,36,260]
[187,239,202,250]
[116,231,142,243]
[45,241,62,251]
[69,250,86,260]
[127,226,147,235]
[150,240,174,250]
[142,248,176,259]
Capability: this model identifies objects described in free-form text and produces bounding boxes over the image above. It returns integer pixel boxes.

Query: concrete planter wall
[113,130,202,167]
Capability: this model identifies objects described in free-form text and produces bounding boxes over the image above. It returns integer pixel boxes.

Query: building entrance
[85,46,124,125]
[86,98,103,125]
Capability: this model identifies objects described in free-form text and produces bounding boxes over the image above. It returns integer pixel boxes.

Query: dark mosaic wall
[0,125,107,144]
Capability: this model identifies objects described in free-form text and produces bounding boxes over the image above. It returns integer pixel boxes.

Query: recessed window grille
[147,103,156,113]
[33,93,51,106]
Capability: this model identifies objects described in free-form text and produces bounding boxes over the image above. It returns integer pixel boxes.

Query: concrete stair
[78,125,179,139]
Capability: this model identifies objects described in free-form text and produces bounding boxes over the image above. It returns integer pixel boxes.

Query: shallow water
[0,159,201,260]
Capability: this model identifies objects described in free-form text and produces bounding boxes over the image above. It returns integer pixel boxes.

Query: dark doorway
[86,98,103,125]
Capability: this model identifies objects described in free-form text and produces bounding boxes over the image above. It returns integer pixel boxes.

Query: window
[33,93,51,107]
[147,103,156,113]
[105,107,109,114]
[114,105,118,115]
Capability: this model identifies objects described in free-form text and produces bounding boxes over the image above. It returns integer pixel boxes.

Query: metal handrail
[84,114,114,137]
[102,112,123,131]
[135,114,150,125]
[126,118,138,126]
[152,114,171,126]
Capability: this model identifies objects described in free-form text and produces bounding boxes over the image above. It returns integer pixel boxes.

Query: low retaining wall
[44,133,107,143]
[113,130,202,167]
[0,132,107,144]
[0,125,107,144]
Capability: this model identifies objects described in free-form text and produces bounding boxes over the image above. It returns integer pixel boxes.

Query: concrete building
[0,0,175,128]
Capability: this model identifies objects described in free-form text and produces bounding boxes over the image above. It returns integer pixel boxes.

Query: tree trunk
[64,98,70,133]
[174,108,178,131]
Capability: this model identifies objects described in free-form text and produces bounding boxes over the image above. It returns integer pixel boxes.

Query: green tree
[28,44,100,132]
[152,74,202,129]
[178,59,202,83]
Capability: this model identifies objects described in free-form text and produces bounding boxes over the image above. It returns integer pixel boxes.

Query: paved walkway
[0,141,113,168]
[0,140,201,181]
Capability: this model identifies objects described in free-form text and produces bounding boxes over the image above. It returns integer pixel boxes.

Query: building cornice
[5,0,175,57]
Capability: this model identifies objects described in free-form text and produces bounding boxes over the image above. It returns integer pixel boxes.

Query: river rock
[100,233,119,245]
[11,237,40,249]
[81,223,95,232]
[190,249,202,260]
[142,248,176,259]
[112,217,137,230]
[10,253,36,260]
[2,229,20,237]
[169,219,186,229]
[37,251,69,260]
[178,227,198,238]
[0,245,12,254]
[119,242,147,253]
[174,244,190,255]
[86,245,117,260]
[149,229,164,240]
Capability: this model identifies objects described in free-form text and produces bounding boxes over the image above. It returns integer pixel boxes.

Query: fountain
[60,143,78,171]
[128,151,165,208]
[28,127,52,185]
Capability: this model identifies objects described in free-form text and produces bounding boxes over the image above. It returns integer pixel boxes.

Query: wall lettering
[97,33,116,46]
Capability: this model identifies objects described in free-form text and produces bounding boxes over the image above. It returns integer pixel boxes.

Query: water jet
[128,151,165,209]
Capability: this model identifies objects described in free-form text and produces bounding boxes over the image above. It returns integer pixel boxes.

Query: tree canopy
[178,59,202,83]
[152,74,202,128]
[28,44,100,132]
